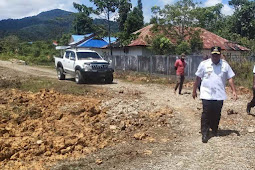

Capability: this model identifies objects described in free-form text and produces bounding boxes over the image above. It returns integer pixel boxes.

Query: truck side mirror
[70,56,75,61]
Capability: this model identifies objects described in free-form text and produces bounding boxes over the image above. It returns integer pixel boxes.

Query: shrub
[229,61,253,88]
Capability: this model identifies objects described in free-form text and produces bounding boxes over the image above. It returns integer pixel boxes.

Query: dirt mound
[0,75,22,88]
[0,89,174,169]
[183,82,194,88]
[226,86,251,95]
[0,89,105,169]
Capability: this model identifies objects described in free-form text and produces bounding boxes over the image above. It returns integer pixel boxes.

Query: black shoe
[212,130,219,137]
[247,104,251,115]
[202,135,208,143]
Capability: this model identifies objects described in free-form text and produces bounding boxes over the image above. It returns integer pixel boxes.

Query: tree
[124,0,144,34]
[73,2,95,34]
[137,0,144,26]
[229,0,255,39]
[116,31,139,46]
[149,34,175,55]
[229,0,250,10]
[90,0,120,55]
[59,33,71,46]
[124,7,143,35]
[189,29,203,53]
[150,6,161,24]
[0,35,19,55]
[116,0,144,47]
[117,0,132,32]
[138,0,142,10]
[154,0,202,54]
[176,41,191,55]
[160,0,197,41]
[193,4,224,32]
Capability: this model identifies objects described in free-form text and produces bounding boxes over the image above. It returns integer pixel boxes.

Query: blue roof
[72,34,93,42]
[72,35,84,42]
[103,37,117,43]
[77,38,108,48]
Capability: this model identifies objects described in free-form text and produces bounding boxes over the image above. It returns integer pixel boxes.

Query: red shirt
[175,59,186,76]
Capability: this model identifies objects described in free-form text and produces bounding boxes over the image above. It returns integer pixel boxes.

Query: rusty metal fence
[103,54,255,77]
[103,55,204,77]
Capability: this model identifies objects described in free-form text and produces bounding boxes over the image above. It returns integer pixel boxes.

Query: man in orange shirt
[174,53,186,94]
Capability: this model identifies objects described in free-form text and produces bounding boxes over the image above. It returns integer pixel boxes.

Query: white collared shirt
[195,59,235,100]
[253,65,255,73]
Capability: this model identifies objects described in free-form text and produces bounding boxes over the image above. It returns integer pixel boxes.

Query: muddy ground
[0,60,255,170]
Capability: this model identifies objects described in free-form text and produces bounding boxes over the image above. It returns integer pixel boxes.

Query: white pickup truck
[54,48,114,84]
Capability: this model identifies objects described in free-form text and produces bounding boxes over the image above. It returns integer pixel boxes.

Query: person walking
[192,46,237,143]
[174,53,186,95]
[246,65,255,114]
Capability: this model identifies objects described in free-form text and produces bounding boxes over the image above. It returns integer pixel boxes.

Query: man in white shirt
[192,46,237,143]
[246,65,255,114]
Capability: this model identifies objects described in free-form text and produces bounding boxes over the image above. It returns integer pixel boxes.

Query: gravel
[0,60,255,170]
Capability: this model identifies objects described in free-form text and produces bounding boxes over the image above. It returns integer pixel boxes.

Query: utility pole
[107,10,112,56]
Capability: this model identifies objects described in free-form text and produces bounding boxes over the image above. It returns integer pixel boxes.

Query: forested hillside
[0,9,118,41]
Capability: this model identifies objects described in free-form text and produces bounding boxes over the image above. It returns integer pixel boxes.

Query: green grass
[0,54,12,61]
[114,70,190,85]
[19,77,92,95]
[0,53,54,66]
[0,77,93,96]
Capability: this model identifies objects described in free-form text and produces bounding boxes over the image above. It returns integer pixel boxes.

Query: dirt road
[0,60,255,170]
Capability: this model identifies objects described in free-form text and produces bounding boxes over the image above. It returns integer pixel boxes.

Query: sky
[0,0,234,22]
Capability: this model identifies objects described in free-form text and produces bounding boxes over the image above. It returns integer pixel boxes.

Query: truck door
[63,51,70,72]
[66,51,75,72]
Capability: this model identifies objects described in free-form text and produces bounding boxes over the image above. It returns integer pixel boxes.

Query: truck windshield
[77,52,102,60]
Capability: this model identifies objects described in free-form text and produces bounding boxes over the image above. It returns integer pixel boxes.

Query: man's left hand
[232,91,238,101]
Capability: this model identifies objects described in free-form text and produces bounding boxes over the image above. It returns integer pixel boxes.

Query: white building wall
[110,46,151,56]
[112,48,125,56]
[113,46,144,56]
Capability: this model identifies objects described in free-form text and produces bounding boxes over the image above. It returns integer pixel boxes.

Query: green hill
[0,9,119,41]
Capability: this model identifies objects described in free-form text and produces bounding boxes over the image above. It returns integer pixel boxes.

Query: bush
[148,34,175,55]
[229,61,253,88]
[176,41,191,55]
[0,40,57,65]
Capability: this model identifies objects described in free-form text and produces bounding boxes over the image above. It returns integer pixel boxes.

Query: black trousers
[248,89,255,108]
[175,75,185,94]
[201,100,223,136]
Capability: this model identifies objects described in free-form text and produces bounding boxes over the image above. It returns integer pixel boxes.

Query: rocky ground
[0,60,254,170]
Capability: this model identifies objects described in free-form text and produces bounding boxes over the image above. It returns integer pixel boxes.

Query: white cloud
[0,0,84,20]
[142,0,174,23]
[221,4,234,16]
[204,0,222,7]
[204,0,234,16]
[143,4,152,23]
[143,12,150,23]
[159,0,175,6]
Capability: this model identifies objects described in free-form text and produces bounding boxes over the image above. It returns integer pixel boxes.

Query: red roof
[199,28,249,51]
[128,24,154,47]
[128,24,249,51]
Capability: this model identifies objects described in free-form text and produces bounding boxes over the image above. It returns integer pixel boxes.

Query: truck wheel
[75,70,84,84]
[57,67,65,80]
[105,74,113,84]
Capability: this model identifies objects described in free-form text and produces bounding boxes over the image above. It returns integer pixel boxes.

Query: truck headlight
[108,62,112,68]
[83,64,92,71]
